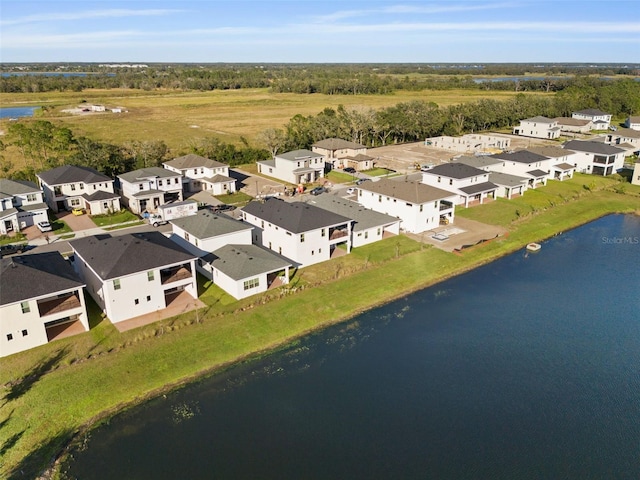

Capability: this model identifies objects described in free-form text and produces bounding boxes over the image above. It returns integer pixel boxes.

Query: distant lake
[0,106,38,119]
[64,214,640,479]
[1,72,116,77]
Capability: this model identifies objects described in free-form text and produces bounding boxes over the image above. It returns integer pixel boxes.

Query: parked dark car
[344,167,356,174]
[0,244,25,257]
[209,204,237,213]
[356,178,371,185]
[310,186,326,196]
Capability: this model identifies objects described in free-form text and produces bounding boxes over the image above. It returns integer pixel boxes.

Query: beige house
[312,138,374,171]
[554,117,593,134]
[624,116,640,131]
[632,162,640,186]
[425,134,511,154]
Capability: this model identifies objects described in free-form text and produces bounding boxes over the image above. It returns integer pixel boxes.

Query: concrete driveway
[56,210,96,231]
[230,168,286,197]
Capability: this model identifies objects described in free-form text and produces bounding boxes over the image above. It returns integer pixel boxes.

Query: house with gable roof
[489,150,553,187]
[421,163,498,207]
[0,179,48,235]
[118,166,183,214]
[312,138,374,171]
[306,194,400,247]
[37,165,121,214]
[562,140,625,175]
[357,178,456,232]
[256,149,326,185]
[1,252,89,358]
[241,198,351,268]
[571,109,612,130]
[163,154,236,195]
[70,232,197,324]
[512,116,561,139]
[624,116,640,131]
[527,146,577,181]
[553,117,594,134]
[605,128,640,152]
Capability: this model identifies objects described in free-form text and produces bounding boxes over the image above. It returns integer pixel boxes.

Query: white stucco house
[490,150,553,187]
[425,134,511,154]
[421,163,498,207]
[487,172,529,199]
[306,194,401,247]
[70,232,198,324]
[631,162,640,186]
[526,146,577,181]
[37,165,121,214]
[1,252,89,358]
[241,198,351,268]
[256,149,326,185]
[512,116,561,139]
[117,167,183,214]
[357,178,456,233]
[605,128,640,152]
[163,154,236,195]
[0,179,48,235]
[571,109,612,130]
[553,117,594,134]
[311,138,374,171]
[624,116,640,131]
[562,140,626,175]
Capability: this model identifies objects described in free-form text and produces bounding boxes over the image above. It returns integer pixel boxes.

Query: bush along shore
[1,175,640,479]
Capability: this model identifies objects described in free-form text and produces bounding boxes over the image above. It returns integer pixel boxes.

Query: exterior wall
[513,119,560,139]
[211,268,269,300]
[40,179,116,213]
[572,112,611,129]
[312,145,367,159]
[426,134,511,153]
[13,189,48,228]
[119,175,182,214]
[625,118,640,131]
[422,170,491,191]
[557,121,593,133]
[74,256,197,323]
[568,150,625,175]
[499,158,552,182]
[352,225,387,248]
[0,288,88,358]
[170,226,252,257]
[356,190,455,234]
[163,164,233,194]
[86,196,121,215]
[199,178,236,195]
[606,133,640,149]
[631,163,640,186]
[257,155,326,184]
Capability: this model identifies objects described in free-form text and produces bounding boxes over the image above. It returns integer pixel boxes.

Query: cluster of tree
[1,120,268,182]
[2,63,638,94]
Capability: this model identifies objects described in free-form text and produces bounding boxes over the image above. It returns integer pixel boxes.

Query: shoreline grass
[1,177,639,479]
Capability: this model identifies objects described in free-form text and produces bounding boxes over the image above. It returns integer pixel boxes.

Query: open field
[0,87,550,170]
[1,174,639,479]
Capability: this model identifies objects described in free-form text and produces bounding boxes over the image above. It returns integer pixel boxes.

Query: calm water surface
[65,214,640,479]
[0,106,38,119]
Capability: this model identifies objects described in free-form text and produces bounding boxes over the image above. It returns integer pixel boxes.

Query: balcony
[38,292,82,317]
[439,201,454,211]
[161,265,192,284]
[329,226,349,241]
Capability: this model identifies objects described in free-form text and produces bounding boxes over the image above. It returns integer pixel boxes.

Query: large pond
[0,106,38,119]
[64,214,640,479]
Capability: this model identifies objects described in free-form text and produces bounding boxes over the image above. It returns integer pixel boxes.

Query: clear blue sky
[1,1,639,63]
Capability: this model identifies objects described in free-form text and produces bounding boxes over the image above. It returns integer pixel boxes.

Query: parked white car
[37,221,52,232]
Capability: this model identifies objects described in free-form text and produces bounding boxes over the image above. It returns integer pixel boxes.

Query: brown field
[0,87,550,171]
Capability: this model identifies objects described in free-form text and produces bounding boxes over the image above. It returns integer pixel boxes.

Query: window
[134,299,139,305]
[321,229,325,237]
[21,301,30,314]
[194,169,198,175]
[139,183,144,190]
[378,195,382,203]
[27,193,38,202]
[300,233,305,243]
[22,330,28,337]
[147,271,154,281]
[147,295,151,302]
[113,279,121,290]
[175,178,179,184]
[243,278,260,290]
[70,184,76,191]
[437,176,441,183]
[365,232,368,239]
[420,204,423,212]
[311,250,315,256]
[80,183,84,190]
[6,334,13,341]
[185,232,190,242]
[158,180,163,186]
[449,179,453,185]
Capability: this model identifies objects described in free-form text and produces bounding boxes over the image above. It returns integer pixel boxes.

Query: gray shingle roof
[527,169,549,177]
[358,178,456,203]
[563,140,625,155]
[276,149,324,161]
[573,108,610,117]
[457,156,504,169]
[488,172,528,187]
[242,198,350,233]
[206,244,291,281]
[37,165,112,186]
[459,182,498,195]
[522,116,555,123]
[554,163,575,171]
[554,117,591,127]
[164,154,227,170]
[527,146,574,158]
[0,179,41,196]
[312,138,366,150]
[423,162,487,179]
[118,167,179,183]
[306,194,399,232]
[70,232,196,280]
[82,190,121,202]
[0,252,84,306]
[492,150,550,164]
[170,210,252,239]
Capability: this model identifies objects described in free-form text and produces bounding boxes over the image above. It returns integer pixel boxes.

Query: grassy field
[0,87,549,171]
[1,174,639,479]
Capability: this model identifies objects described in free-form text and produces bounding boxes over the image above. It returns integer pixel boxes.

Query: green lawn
[215,191,253,206]
[90,209,140,227]
[1,180,639,479]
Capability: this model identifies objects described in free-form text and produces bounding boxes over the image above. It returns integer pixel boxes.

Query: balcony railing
[329,228,348,241]
[38,293,81,317]
[439,202,454,211]
[161,265,192,284]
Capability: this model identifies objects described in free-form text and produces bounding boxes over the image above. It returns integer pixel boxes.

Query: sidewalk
[29,220,145,246]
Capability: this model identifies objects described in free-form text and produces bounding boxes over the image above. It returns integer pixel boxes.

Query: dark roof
[423,162,487,179]
[70,232,196,280]
[202,174,235,184]
[573,108,610,117]
[456,156,503,169]
[459,182,498,195]
[358,178,456,204]
[563,140,625,155]
[0,252,84,306]
[522,116,555,124]
[527,146,574,158]
[492,150,549,164]
[37,165,111,186]
[118,167,179,183]
[554,163,575,171]
[164,154,227,170]
[242,198,350,233]
[488,172,528,187]
[170,210,251,239]
[527,169,549,177]
[82,190,120,202]
[306,195,399,232]
[554,117,591,127]
[0,179,41,196]
[276,149,324,161]
[206,244,292,281]
[312,138,365,150]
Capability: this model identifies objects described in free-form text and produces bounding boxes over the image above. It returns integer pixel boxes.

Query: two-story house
[489,150,553,187]
[553,117,594,134]
[163,154,236,195]
[241,198,351,268]
[624,116,640,131]
[118,167,183,214]
[71,232,198,324]
[357,178,456,233]
[571,109,612,130]
[1,252,89,358]
[306,194,401,247]
[512,116,561,139]
[0,179,48,235]
[605,128,640,152]
[37,165,121,214]
[421,163,498,207]
[257,149,326,185]
[311,138,374,171]
[526,146,577,181]
[562,140,626,175]
[456,157,529,199]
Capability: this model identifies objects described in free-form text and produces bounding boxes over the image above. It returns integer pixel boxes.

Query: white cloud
[0,9,184,27]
